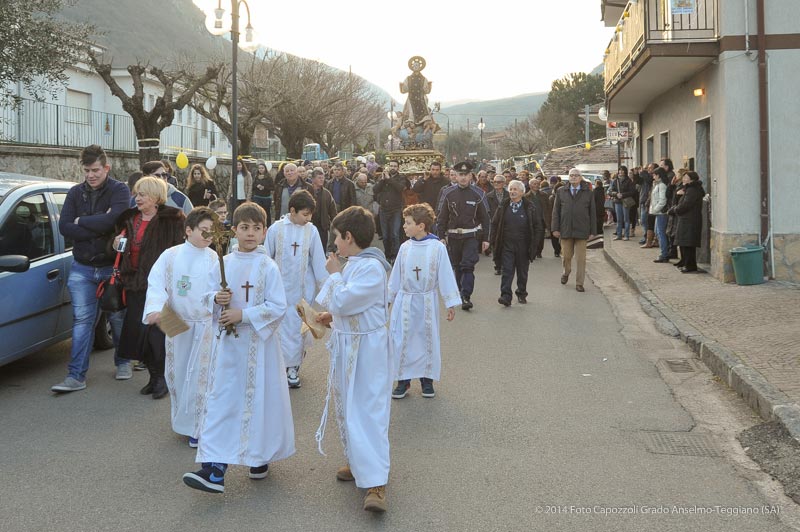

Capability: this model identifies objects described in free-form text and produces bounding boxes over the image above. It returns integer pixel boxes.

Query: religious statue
[393,56,440,150]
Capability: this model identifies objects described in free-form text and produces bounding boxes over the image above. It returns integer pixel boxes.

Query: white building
[600,0,800,282]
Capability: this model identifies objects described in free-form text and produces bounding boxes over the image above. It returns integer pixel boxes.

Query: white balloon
[205,156,218,170]
[266,162,273,171]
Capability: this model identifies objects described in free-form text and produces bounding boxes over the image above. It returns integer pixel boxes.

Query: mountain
[438,92,549,133]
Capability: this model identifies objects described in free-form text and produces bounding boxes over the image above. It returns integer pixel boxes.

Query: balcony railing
[604,0,719,92]
[0,98,246,159]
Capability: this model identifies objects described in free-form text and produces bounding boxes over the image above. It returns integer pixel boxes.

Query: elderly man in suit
[551,168,596,293]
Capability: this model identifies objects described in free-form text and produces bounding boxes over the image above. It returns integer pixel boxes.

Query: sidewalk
[601,226,800,439]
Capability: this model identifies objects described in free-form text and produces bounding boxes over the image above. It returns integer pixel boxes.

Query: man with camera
[373,160,409,263]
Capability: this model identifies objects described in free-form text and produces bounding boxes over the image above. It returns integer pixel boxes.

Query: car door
[0,193,62,364]
[51,190,76,337]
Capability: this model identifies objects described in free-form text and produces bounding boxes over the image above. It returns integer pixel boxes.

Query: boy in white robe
[144,207,218,447]
[183,202,294,494]
[265,190,328,389]
[389,204,460,400]
[314,206,392,513]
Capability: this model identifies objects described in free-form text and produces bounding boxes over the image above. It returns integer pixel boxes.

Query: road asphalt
[0,248,795,531]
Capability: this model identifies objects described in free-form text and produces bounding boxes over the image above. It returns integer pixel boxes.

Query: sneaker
[461,296,473,311]
[133,361,148,371]
[613,236,622,241]
[51,377,86,393]
[336,465,355,481]
[183,463,226,493]
[420,378,435,398]
[188,437,199,448]
[249,464,269,480]
[287,366,301,388]
[623,237,629,241]
[363,485,387,513]
[392,380,410,399]
[115,362,133,381]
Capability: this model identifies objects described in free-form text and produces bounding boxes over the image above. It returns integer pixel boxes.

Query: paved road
[0,249,795,531]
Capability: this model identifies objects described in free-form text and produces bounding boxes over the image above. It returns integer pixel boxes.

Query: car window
[52,192,74,250]
[0,194,55,260]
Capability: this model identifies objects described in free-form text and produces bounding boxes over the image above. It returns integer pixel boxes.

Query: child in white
[314,206,392,513]
[389,204,460,399]
[183,203,293,494]
[265,190,328,388]
[144,207,219,445]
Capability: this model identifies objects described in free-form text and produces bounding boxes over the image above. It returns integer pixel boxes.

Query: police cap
[453,161,474,174]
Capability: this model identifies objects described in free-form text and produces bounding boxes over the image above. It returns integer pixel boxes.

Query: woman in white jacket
[649,167,670,262]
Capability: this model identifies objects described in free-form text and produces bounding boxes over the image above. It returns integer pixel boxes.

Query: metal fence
[647,0,718,43]
[0,98,243,159]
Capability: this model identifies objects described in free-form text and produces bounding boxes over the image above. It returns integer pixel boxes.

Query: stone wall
[0,144,232,192]
[710,229,799,283]
[774,234,800,283]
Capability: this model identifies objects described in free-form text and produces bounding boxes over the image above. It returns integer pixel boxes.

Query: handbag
[622,196,636,209]
[96,230,127,312]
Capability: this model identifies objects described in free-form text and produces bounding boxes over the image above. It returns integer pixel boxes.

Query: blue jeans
[614,203,630,238]
[379,210,402,261]
[640,205,649,232]
[654,215,669,259]
[66,262,126,381]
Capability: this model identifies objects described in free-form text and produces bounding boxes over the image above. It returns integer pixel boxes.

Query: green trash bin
[730,245,765,285]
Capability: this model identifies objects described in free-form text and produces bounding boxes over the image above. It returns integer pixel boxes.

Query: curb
[602,237,800,442]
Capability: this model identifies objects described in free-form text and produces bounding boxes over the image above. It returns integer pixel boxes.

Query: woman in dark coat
[669,171,705,273]
[252,160,275,226]
[185,164,218,207]
[114,176,186,398]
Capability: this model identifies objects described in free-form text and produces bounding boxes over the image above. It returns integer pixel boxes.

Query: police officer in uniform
[436,161,491,310]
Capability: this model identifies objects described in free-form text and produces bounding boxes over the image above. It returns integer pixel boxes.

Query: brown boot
[364,485,387,512]
[640,230,655,248]
[336,466,354,481]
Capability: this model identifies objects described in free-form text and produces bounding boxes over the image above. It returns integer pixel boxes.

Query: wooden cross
[413,266,422,281]
[291,241,300,256]
[203,213,237,337]
[242,281,253,302]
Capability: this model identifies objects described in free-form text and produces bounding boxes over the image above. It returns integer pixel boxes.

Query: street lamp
[204,0,257,195]
[478,117,485,147]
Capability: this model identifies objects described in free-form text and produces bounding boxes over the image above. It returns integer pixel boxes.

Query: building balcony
[602,0,720,114]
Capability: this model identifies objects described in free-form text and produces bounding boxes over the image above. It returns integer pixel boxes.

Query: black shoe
[392,380,410,399]
[653,258,670,263]
[554,253,560,258]
[680,267,699,273]
[498,297,511,307]
[183,463,226,493]
[461,297,473,311]
[249,464,269,479]
[674,262,685,268]
[517,295,527,304]
[536,253,543,259]
[140,380,154,395]
[494,268,501,276]
[420,378,435,398]
[151,377,169,400]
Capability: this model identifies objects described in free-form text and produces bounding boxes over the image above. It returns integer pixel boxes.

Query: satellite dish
[598,106,608,122]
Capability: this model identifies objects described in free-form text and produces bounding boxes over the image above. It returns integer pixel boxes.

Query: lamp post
[205,0,257,198]
[478,117,485,147]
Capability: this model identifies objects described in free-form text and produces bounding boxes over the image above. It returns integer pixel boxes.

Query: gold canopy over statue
[389,56,443,174]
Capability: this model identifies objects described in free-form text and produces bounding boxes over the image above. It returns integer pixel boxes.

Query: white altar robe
[265,216,329,367]
[196,247,295,467]
[388,238,461,381]
[315,254,392,488]
[144,242,218,437]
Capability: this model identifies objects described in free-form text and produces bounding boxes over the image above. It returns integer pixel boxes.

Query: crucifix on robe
[203,214,238,337]
[413,266,422,281]
[241,281,253,302]
[291,242,300,256]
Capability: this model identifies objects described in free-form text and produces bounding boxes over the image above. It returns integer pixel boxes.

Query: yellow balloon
[176,152,189,169]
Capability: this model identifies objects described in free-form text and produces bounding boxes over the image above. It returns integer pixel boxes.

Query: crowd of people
[48,143,705,515]
[603,159,707,273]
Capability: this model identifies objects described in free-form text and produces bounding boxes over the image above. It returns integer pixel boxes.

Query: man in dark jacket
[274,163,312,219]
[310,167,338,251]
[524,178,550,259]
[551,168,597,293]
[485,174,509,268]
[492,180,544,305]
[373,160,408,262]
[412,161,448,208]
[51,144,131,393]
[325,162,356,212]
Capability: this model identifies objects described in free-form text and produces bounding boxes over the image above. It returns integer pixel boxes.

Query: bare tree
[89,50,221,165]
[499,115,554,157]
[188,51,284,157]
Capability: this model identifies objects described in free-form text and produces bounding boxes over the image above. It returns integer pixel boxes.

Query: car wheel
[93,312,115,350]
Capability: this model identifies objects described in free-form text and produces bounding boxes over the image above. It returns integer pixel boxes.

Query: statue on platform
[392,56,440,150]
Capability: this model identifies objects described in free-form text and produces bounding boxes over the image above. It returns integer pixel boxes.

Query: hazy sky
[193,0,615,103]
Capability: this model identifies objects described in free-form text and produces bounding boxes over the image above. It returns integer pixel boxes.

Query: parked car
[0,172,113,367]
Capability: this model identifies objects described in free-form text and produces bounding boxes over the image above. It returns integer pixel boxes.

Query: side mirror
[0,255,30,273]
